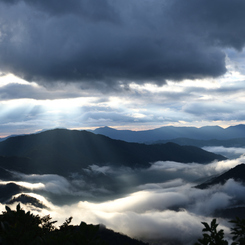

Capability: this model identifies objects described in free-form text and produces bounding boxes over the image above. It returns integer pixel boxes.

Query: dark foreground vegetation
[0,204,148,245]
[0,204,244,244]
[196,218,245,245]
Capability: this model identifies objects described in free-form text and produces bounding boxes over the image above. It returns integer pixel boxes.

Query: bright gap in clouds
[0,73,34,87]
[2,57,245,136]
[0,98,85,135]
[0,74,98,135]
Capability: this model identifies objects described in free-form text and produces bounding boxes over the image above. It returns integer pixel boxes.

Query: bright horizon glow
[1,54,245,137]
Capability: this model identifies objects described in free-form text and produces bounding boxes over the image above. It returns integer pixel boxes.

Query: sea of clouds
[1,146,245,244]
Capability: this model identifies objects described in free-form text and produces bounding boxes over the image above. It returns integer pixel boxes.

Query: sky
[1,0,245,136]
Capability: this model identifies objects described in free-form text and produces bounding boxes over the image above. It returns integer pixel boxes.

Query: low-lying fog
[1,146,245,245]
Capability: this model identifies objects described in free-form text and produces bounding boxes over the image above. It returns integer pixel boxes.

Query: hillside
[0,129,226,176]
[196,163,245,189]
[195,164,245,219]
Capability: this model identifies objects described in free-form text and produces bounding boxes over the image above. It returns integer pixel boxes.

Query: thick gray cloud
[0,0,244,88]
[0,83,86,100]
[0,0,118,22]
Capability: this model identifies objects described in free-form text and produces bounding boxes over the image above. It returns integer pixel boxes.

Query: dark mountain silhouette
[0,129,51,142]
[97,225,148,245]
[7,194,48,209]
[0,136,11,142]
[0,129,225,176]
[0,134,28,142]
[196,163,245,189]
[0,183,27,203]
[91,124,245,143]
[0,156,33,176]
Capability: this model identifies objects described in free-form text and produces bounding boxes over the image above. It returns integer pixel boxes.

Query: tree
[195,219,228,245]
[230,217,245,245]
[196,218,245,245]
[0,203,56,244]
[0,204,146,245]
[0,204,103,244]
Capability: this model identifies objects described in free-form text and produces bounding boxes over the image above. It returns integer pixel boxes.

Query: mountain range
[91,124,245,143]
[152,137,245,148]
[0,129,225,177]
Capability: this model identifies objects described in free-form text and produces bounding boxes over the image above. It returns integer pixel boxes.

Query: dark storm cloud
[183,102,245,121]
[170,0,245,51]
[0,0,244,89]
[0,0,118,22]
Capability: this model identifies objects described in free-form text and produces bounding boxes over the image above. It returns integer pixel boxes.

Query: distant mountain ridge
[0,129,225,176]
[152,137,245,147]
[91,125,245,143]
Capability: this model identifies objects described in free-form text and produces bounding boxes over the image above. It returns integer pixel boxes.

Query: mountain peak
[94,126,116,132]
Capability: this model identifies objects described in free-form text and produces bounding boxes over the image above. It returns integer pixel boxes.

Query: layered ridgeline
[196,163,245,189]
[153,137,245,147]
[91,124,245,144]
[195,164,245,219]
[0,129,225,177]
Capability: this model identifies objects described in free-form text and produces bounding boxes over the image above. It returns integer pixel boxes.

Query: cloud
[0,82,87,101]
[2,153,245,244]
[6,178,236,244]
[147,154,245,182]
[202,146,245,159]
[0,0,245,89]
[0,0,119,22]
[10,173,96,199]
[2,65,245,136]
[183,102,245,121]
[222,179,245,203]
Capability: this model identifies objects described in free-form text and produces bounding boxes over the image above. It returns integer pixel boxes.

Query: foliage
[230,217,245,245]
[0,204,147,245]
[195,218,245,245]
[0,203,54,244]
[1,204,245,245]
[0,204,105,245]
[195,219,228,245]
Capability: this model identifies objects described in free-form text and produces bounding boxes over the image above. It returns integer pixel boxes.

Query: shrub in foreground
[0,204,147,245]
[195,218,245,245]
